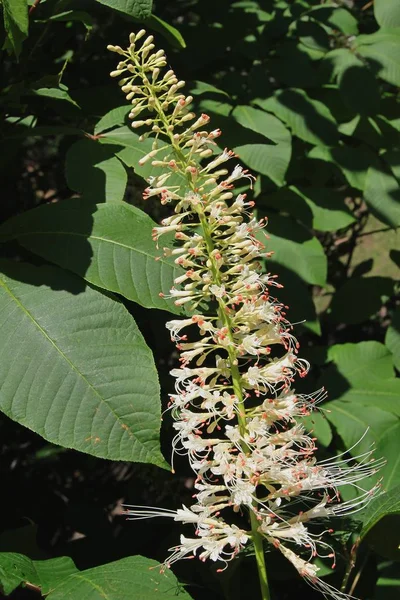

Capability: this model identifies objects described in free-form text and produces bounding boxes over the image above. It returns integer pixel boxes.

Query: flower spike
[109,32,383,600]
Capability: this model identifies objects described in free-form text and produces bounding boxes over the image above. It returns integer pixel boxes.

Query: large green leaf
[360,485,400,539]
[375,0,400,28]
[386,307,400,371]
[264,186,355,232]
[0,554,193,599]
[66,139,127,203]
[320,342,400,416]
[47,556,193,599]
[95,106,130,135]
[322,342,400,416]
[2,0,28,57]
[95,0,153,19]
[255,89,339,147]
[231,105,292,186]
[326,402,400,491]
[0,199,183,315]
[308,145,377,190]
[0,553,77,596]
[326,402,397,456]
[323,48,380,116]
[363,164,400,227]
[260,214,327,286]
[0,260,167,467]
[355,29,400,87]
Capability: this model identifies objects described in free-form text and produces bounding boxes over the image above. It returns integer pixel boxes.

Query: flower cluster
[108,31,383,600]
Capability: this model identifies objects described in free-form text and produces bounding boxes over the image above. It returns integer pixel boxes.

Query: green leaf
[47,10,94,31]
[190,81,229,97]
[308,145,377,190]
[375,0,400,28]
[255,89,339,147]
[308,5,358,36]
[364,164,400,227]
[323,48,380,116]
[95,106,130,135]
[301,411,332,447]
[322,342,400,416]
[0,199,183,315]
[0,553,77,596]
[355,29,400,87]
[385,149,400,182]
[30,87,80,109]
[265,264,320,335]
[47,556,193,599]
[231,106,292,186]
[329,277,394,324]
[386,307,400,371]
[144,14,186,49]
[0,260,167,467]
[360,485,400,539]
[2,0,28,58]
[261,214,327,286]
[325,403,400,490]
[264,186,355,232]
[95,0,153,19]
[328,341,395,381]
[66,139,127,202]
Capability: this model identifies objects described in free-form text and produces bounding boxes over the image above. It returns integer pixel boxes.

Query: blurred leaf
[255,88,338,146]
[375,0,400,28]
[95,106,130,134]
[355,29,400,87]
[386,307,400,371]
[2,0,28,58]
[0,199,183,315]
[364,164,400,227]
[308,5,358,36]
[190,81,229,97]
[145,14,186,49]
[232,105,292,186]
[330,277,394,324]
[260,214,327,286]
[0,260,167,467]
[95,0,153,19]
[296,19,331,54]
[47,556,193,599]
[0,553,77,596]
[47,10,94,31]
[385,149,400,181]
[375,563,400,598]
[322,342,400,416]
[66,139,127,202]
[308,145,377,190]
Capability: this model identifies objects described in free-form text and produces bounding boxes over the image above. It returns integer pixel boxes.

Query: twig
[29,0,42,15]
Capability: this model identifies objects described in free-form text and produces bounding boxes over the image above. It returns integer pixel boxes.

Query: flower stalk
[108,31,383,600]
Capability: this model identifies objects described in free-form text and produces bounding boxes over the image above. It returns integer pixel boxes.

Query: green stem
[251,511,271,600]
[141,68,270,600]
